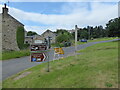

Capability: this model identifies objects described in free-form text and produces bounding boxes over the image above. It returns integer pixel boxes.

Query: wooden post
[89,26,91,40]
[75,25,78,59]
[47,50,50,72]
[47,36,51,72]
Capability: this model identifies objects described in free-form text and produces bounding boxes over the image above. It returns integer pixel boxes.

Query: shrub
[16,26,25,49]
[16,27,30,50]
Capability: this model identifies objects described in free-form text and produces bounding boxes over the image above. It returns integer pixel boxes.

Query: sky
[0,0,119,35]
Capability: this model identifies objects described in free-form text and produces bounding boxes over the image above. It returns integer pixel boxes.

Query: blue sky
[9,2,66,14]
[8,2,117,14]
[8,2,94,14]
[0,1,118,34]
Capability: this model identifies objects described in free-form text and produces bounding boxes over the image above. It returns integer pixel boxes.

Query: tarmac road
[2,39,119,80]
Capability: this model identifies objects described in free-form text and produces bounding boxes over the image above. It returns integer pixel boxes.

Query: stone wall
[2,6,24,51]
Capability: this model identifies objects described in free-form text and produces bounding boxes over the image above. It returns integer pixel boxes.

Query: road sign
[30,42,50,72]
[54,48,64,54]
[53,48,64,60]
[31,44,47,51]
[34,40,43,44]
[31,53,46,62]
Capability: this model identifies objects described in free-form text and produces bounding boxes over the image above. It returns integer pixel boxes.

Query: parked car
[80,39,87,42]
[64,42,71,47]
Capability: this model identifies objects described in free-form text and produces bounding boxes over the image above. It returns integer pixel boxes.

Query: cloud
[0,2,118,34]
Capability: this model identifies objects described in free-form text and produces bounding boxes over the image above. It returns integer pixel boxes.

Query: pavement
[2,39,119,80]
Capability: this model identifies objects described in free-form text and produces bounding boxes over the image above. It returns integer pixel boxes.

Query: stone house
[24,35,44,44]
[33,35,44,44]
[1,4,24,51]
[25,30,57,44]
[41,30,57,43]
[24,36,34,44]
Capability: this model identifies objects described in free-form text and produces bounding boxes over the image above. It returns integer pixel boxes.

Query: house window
[25,41,28,44]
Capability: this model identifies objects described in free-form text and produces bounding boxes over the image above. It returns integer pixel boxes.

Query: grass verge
[3,41,118,88]
[1,50,30,60]
[77,37,118,45]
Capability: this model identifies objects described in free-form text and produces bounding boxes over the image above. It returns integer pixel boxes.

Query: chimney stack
[2,3,8,14]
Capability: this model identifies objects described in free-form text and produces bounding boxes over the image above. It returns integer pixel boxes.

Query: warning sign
[54,48,64,54]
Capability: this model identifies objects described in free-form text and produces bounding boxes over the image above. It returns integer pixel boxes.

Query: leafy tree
[27,31,38,36]
[106,18,120,37]
[77,28,89,40]
[72,17,119,40]
[56,29,69,35]
[55,29,73,43]
[72,25,108,40]
[56,33,72,43]
[80,30,89,39]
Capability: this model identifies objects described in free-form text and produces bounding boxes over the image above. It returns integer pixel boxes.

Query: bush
[16,27,30,50]
[23,44,30,49]
[16,26,25,49]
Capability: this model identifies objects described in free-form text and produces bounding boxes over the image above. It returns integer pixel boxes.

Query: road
[2,39,119,80]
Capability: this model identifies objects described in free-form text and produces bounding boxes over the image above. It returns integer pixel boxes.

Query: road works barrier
[53,47,64,60]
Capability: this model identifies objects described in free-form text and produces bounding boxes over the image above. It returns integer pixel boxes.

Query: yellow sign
[54,48,64,54]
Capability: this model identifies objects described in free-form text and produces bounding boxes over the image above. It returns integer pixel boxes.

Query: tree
[56,33,72,43]
[80,30,89,39]
[106,18,120,37]
[55,29,73,43]
[27,31,38,36]
[55,29,70,35]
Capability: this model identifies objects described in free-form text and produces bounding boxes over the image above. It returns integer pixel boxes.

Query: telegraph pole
[75,25,78,59]
[88,26,91,40]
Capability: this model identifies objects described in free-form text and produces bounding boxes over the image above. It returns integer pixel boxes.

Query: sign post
[30,36,52,72]
[47,50,50,72]
[30,43,47,62]
[46,36,51,72]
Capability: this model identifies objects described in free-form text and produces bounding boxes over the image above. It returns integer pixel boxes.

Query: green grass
[1,50,30,60]
[3,40,118,88]
[77,37,118,45]
[89,37,118,42]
